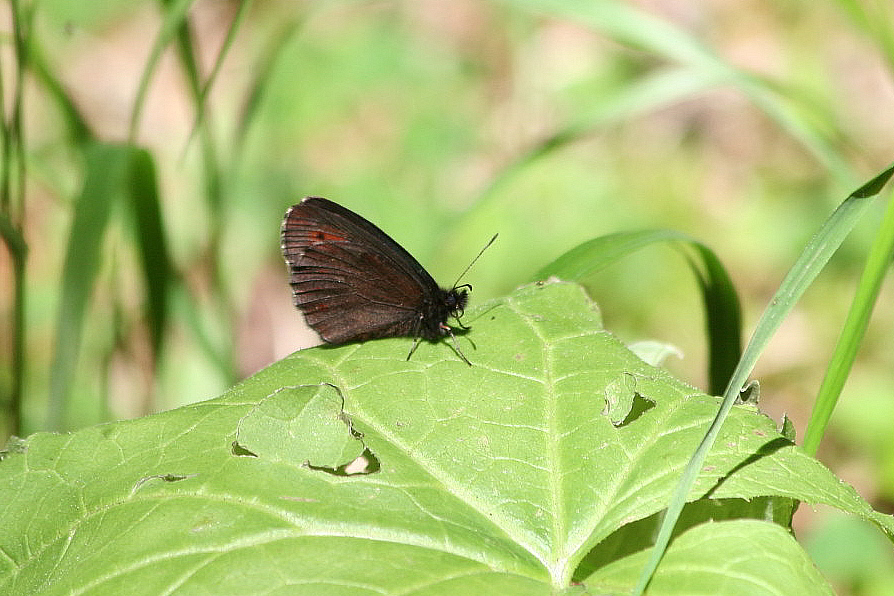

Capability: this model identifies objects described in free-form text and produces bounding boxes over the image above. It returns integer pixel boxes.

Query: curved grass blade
[686,243,742,396]
[478,68,720,205]
[47,143,134,430]
[804,185,894,455]
[534,229,741,395]
[634,162,894,596]
[505,0,853,182]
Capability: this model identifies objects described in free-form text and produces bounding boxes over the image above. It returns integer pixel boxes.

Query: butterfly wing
[281,197,449,343]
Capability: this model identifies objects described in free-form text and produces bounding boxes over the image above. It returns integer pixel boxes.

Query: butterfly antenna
[451,233,498,289]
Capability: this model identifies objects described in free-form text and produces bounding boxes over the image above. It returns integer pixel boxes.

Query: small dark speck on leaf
[131,472,198,495]
[160,474,190,482]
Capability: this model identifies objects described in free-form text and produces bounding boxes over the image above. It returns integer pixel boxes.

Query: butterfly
[281,197,495,365]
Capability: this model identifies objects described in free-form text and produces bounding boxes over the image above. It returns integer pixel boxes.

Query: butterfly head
[444,283,471,330]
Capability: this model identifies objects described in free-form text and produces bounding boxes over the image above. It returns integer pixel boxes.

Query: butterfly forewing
[281,197,448,343]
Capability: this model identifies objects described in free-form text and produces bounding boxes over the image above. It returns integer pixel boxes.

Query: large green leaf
[2,282,890,595]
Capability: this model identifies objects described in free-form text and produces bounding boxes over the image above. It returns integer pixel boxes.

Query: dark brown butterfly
[281,197,495,365]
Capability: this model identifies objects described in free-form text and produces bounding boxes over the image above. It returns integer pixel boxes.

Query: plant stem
[1,0,32,437]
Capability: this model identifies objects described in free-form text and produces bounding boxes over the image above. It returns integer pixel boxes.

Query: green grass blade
[233,19,303,163]
[534,229,741,394]
[47,143,133,430]
[831,0,894,72]
[686,243,742,396]
[0,213,27,436]
[505,0,853,182]
[127,149,172,360]
[172,5,203,103]
[167,0,224,208]
[633,162,894,596]
[804,188,894,455]
[534,229,687,281]
[129,0,194,140]
[183,0,252,154]
[28,44,93,145]
[0,214,26,264]
[725,163,894,402]
[480,67,720,203]
[171,283,240,388]
[150,0,234,383]
[0,0,32,437]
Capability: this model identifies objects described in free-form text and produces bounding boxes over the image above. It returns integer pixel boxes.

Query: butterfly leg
[441,323,472,366]
[406,335,423,361]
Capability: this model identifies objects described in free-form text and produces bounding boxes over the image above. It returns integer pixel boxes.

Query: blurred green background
[1,0,893,592]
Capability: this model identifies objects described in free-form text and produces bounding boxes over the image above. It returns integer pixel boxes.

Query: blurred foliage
[1,0,893,592]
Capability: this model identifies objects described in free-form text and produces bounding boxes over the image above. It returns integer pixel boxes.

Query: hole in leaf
[307,447,380,477]
[603,374,654,426]
[736,380,760,404]
[231,441,258,457]
[234,385,368,470]
[615,393,655,427]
